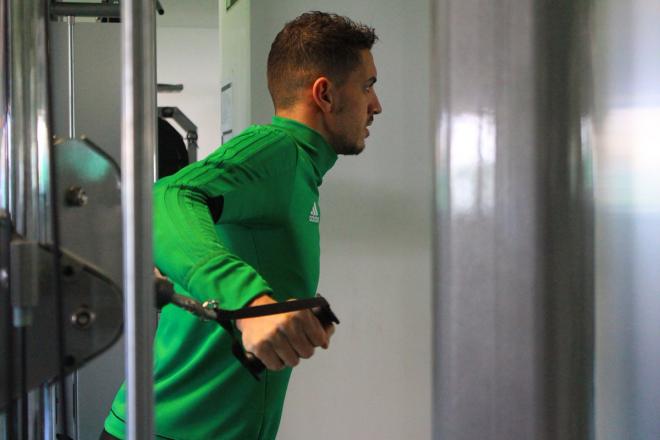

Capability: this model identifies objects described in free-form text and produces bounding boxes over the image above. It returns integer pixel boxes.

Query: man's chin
[340,144,365,156]
[332,136,366,155]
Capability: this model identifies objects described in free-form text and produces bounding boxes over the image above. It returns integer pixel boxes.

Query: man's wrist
[246,293,275,307]
[236,293,275,331]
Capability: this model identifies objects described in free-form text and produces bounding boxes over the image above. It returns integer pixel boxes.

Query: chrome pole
[67,15,75,139]
[7,0,51,343]
[0,0,8,213]
[431,1,594,439]
[64,18,77,437]
[0,0,12,438]
[121,0,156,438]
[7,2,53,440]
[8,0,50,242]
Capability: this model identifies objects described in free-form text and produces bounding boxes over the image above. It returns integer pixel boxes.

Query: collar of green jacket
[271,116,337,184]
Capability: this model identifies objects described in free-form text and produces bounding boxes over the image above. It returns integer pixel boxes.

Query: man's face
[327,50,382,155]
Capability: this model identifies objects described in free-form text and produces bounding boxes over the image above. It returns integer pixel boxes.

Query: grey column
[593,1,660,439]
[1,0,8,212]
[0,0,9,436]
[121,0,156,439]
[7,0,51,241]
[431,1,594,439]
[5,1,53,439]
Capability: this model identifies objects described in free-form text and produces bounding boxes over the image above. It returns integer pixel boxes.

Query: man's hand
[236,295,335,371]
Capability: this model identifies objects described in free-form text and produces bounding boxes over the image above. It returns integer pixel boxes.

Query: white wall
[157,21,220,159]
[219,0,252,139]
[224,1,433,438]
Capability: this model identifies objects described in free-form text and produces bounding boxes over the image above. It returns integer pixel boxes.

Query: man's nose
[371,93,383,115]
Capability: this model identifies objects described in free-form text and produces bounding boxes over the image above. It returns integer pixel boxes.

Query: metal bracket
[1,136,125,412]
[0,241,123,411]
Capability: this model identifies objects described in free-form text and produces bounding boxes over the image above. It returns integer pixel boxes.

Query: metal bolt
[202,300,219,310]
[71,307,96,329]
[62,265,76,278]
[65,186,88,207]
[201,300,219,321]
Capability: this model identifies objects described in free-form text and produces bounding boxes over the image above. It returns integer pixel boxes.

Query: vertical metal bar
[8,0,47,241]
[431,1,594,439]
[66,16,75,139]
[0,0,13,407]
[121,0,156,438]
[65,16,78,439]
[26,390,44,440]
[0,0,8,212]
[0,212,13,438]
[7,3,52,440]
[41,386,54,440]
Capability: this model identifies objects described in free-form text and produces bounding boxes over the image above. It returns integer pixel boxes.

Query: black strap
[213,296,329,321]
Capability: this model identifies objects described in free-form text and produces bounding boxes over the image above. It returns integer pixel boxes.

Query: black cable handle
[155,279,339,380]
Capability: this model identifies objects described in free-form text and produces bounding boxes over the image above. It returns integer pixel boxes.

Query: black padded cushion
[157,117,189,179]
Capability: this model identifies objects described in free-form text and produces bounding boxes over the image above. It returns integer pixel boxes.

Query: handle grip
[240,304,339,378]
[155,280,340,381]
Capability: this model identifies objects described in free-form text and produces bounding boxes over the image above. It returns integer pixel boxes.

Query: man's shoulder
[208,124,298,167]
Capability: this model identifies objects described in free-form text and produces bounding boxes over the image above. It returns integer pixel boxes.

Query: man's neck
[275,107,332,147]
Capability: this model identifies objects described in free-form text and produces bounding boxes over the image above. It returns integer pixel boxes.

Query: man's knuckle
[267,328,281,341]
[289,314,304,328]
[300,348,314,359]
[254,340,272,354]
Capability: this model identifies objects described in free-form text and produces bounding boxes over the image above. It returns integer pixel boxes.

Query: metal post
[65,15,77,440]
[121,0,156,438]
[6,2,54,440]
[67,16,75,139]
[8,0,50,242]
[431,1,594,439]
[1,7,11,440]
[1,0,9,212]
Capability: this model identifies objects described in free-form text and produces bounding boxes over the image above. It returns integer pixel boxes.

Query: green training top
[104,116,337,440]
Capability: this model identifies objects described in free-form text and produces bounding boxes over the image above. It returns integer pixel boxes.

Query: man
[102,11,381,440]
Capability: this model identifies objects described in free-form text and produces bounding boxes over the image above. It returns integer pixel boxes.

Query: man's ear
[311,77,334,113]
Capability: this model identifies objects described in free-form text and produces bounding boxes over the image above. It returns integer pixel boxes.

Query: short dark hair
[267,11,378,109]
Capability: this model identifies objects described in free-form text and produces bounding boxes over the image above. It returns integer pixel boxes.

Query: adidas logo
[308,202,320,223]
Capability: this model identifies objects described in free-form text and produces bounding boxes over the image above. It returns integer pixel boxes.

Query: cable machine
[0,1,157,438]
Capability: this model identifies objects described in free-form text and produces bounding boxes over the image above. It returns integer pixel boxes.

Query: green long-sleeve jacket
[104,116,337,440]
